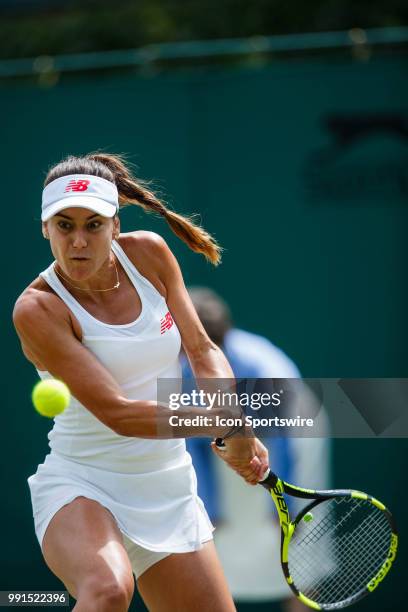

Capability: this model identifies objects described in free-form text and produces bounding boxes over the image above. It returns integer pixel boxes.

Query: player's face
[43,207,119,281]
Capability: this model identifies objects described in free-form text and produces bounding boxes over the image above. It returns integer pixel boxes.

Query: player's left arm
[124,232,268,482]
[125,231,234,379]
[163,250,234,380]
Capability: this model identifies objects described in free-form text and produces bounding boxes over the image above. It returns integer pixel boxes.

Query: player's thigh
[42,496,134,600]
[137,540,235,612]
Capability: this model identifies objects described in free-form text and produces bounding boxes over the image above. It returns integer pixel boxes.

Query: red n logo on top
[160,312,174,335]
[65,179,90,192]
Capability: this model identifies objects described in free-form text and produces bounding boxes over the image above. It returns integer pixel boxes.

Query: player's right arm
[13,289,230,440]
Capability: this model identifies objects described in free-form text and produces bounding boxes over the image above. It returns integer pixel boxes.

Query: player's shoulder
[13,281,69,331]
[118,231,177,277]
[118,230,168,255]
[117,231,176,297]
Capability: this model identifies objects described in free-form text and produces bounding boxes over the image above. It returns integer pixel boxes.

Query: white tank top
[38,239,185,472]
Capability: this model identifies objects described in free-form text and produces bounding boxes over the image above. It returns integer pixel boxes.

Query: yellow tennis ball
[32,379,70,418]
[303,512,314,523]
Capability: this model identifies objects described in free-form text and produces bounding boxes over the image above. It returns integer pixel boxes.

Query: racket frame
[261,471,398,610]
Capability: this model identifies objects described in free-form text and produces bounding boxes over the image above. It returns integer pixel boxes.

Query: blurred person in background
[182,287,331,612]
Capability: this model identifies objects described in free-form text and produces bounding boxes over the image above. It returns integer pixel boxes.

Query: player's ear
[112,215,120,240]
[42,222,49,240]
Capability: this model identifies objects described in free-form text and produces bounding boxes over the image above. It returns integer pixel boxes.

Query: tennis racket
[215,440,398,610]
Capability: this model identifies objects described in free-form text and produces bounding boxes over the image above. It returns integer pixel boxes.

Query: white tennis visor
[41,174,119,222]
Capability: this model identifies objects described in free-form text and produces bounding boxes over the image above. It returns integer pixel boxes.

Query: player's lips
[70,257,90,261]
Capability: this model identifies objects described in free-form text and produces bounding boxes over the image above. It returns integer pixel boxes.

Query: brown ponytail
[45,152,222,265]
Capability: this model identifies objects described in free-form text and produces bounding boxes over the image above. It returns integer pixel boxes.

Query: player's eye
[57,221,72,231]
[87,221,102,230]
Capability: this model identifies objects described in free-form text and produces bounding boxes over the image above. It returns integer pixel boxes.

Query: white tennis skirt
[28,450,214,554]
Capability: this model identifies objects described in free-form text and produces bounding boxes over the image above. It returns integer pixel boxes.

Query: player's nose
[72,230,88,248]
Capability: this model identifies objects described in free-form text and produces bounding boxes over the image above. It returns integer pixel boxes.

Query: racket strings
[303,519,390,603]
[291,500,388,571]
[296,500,365,546]
[290,502,390,602]
[291,504,390,600]
[293,505,389,582]
[288,497,392,605]
[291,512,389,602]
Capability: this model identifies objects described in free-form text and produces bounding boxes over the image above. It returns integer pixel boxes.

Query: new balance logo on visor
[160,312,174,335]
[64,179,90,192]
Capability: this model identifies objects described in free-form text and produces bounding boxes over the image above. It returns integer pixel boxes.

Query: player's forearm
[186,343,237,418]
[188,342,234,379]
[110,398,237,438]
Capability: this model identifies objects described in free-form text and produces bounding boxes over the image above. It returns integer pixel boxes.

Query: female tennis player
[13,153,268,612]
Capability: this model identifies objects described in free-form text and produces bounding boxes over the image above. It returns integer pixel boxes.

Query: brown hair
[44,152,222,265]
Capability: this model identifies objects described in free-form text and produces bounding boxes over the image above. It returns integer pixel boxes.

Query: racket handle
[259,468,270,482]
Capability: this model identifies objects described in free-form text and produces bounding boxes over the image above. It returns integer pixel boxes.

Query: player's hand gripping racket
[215,439,398,610]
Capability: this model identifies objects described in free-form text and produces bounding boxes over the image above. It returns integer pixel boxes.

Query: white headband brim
[42,197,117,222]
[42,174,119,222]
